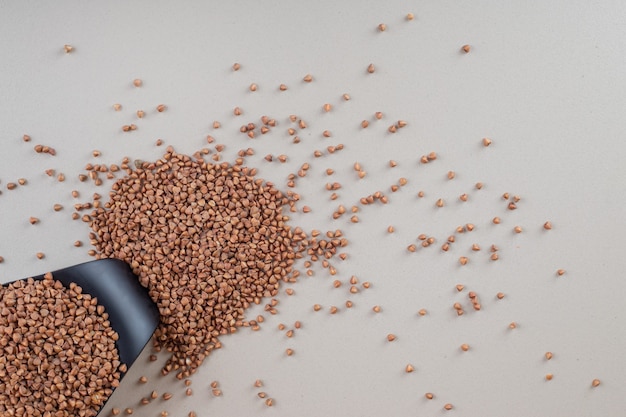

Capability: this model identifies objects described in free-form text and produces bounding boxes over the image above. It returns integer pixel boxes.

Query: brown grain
[0,276,121,416]
[88,148,313,377]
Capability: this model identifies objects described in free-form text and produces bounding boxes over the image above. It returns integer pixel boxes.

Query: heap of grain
[89,147,300,377]
[0,274,122,417]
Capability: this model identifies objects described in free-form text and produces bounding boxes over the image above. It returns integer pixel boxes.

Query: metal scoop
[3,258,160,414]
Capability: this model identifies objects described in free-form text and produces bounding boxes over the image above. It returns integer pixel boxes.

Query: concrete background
[1,1,625,416]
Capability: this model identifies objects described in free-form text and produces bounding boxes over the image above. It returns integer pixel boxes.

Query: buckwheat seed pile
[0,274,122,417]
[89,147,314,378]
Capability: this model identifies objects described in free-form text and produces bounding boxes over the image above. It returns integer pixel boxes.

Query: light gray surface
[1,1,625,416]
